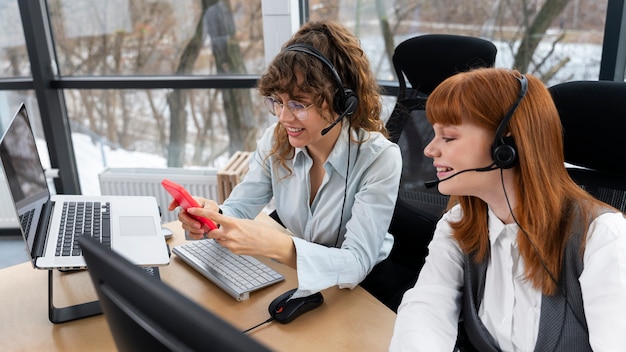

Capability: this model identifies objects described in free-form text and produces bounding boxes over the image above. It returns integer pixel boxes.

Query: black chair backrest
[393,34,500,96]
[549,80,626,212]
[364,34,497,312]
[387,34,497,237]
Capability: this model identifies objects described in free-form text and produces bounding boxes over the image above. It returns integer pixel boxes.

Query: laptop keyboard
[56,201,111,257]
[173,239,284,301]
[19,208,35,241]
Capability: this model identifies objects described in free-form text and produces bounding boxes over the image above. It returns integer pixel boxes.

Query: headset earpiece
[492,136,518,169]
[491,73,528,169]
[336,88,358,116]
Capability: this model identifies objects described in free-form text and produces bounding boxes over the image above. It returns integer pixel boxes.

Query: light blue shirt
[220,121,402,296]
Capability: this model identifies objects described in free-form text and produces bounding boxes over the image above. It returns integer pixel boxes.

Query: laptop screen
[0,104,50,210]
[0,104,50,254]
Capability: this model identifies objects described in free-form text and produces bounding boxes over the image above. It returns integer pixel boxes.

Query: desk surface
[0,216,396,351]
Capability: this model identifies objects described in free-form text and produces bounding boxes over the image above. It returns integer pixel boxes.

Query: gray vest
[461,209,611,351]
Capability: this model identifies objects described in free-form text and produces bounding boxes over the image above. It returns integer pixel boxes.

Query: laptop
[0,103,170,270]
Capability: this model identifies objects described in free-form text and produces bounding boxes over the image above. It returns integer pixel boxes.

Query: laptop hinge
[32,200,54,259]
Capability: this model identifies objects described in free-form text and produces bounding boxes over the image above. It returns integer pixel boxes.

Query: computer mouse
[268,288,324,324]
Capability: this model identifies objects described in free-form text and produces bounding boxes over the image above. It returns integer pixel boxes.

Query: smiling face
[424,121,501,198]
[258,48,345,160]
[270,91,337,150]
[265,69,342,157]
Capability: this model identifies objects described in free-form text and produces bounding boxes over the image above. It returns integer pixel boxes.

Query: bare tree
[167,0,256,166]
[205,1,256,155]
[514,0,572,74]
[375,0,396,72]
[166,1,213,167]
[374,0,576,83]
[48,0,184,153]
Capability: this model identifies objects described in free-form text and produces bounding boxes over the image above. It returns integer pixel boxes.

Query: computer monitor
[77,236,271,352]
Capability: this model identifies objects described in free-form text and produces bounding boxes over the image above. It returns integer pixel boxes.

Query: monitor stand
[48,269,101,324]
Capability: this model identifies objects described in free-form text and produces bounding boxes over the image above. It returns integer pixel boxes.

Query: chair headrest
[393,34,497,95]
[549,80,626,175]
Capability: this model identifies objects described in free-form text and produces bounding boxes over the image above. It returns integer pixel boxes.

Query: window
[308,0,609,86]
[46,0,267,194]
[0,0,624,197]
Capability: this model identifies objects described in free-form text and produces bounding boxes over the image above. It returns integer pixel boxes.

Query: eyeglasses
[263,96,314,120]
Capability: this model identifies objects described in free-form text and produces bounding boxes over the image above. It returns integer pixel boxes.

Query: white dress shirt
[390,205,626,352]
[220,121,402,297]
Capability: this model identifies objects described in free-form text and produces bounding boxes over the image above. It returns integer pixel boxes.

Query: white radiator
[99,167,219,223]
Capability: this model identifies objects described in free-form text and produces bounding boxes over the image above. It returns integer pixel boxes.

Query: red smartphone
[161,178,218,231]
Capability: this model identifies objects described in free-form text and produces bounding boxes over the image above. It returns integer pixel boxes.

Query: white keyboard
[172,239,284,301]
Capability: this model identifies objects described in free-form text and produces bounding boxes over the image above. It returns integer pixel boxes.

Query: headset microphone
[424,163,498,188]
[321,98,357,136]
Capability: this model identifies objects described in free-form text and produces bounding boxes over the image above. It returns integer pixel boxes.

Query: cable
[499,169,587,335]
[242,317,274,334]
[334,127,352,248]
[334,141,350,247]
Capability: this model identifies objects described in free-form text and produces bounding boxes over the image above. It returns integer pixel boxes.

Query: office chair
[363,34,497,311]
[549,80,626,212]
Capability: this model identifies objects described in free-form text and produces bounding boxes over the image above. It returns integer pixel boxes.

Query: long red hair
[426,68,608,295]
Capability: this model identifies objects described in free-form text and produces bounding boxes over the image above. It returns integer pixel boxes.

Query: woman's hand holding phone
[162,179,218,231]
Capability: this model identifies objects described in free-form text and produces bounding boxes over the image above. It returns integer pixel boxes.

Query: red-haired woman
[391,68,626,351]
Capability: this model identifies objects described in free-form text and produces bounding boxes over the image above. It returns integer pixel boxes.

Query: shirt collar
[487,206,519,247]
[293,121,352,178]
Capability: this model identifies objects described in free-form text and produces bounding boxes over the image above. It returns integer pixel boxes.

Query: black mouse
[268,288,324,324]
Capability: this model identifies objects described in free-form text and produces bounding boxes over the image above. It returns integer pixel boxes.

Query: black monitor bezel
[78,236,271,352]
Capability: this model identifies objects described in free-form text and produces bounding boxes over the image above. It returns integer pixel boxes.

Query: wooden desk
[0,218,396,351]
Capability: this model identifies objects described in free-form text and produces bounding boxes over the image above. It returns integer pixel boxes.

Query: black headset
[283,43,358,117]
[491,73,528,169]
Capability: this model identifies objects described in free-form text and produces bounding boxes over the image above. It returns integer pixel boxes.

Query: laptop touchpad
[119,216,156,236]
